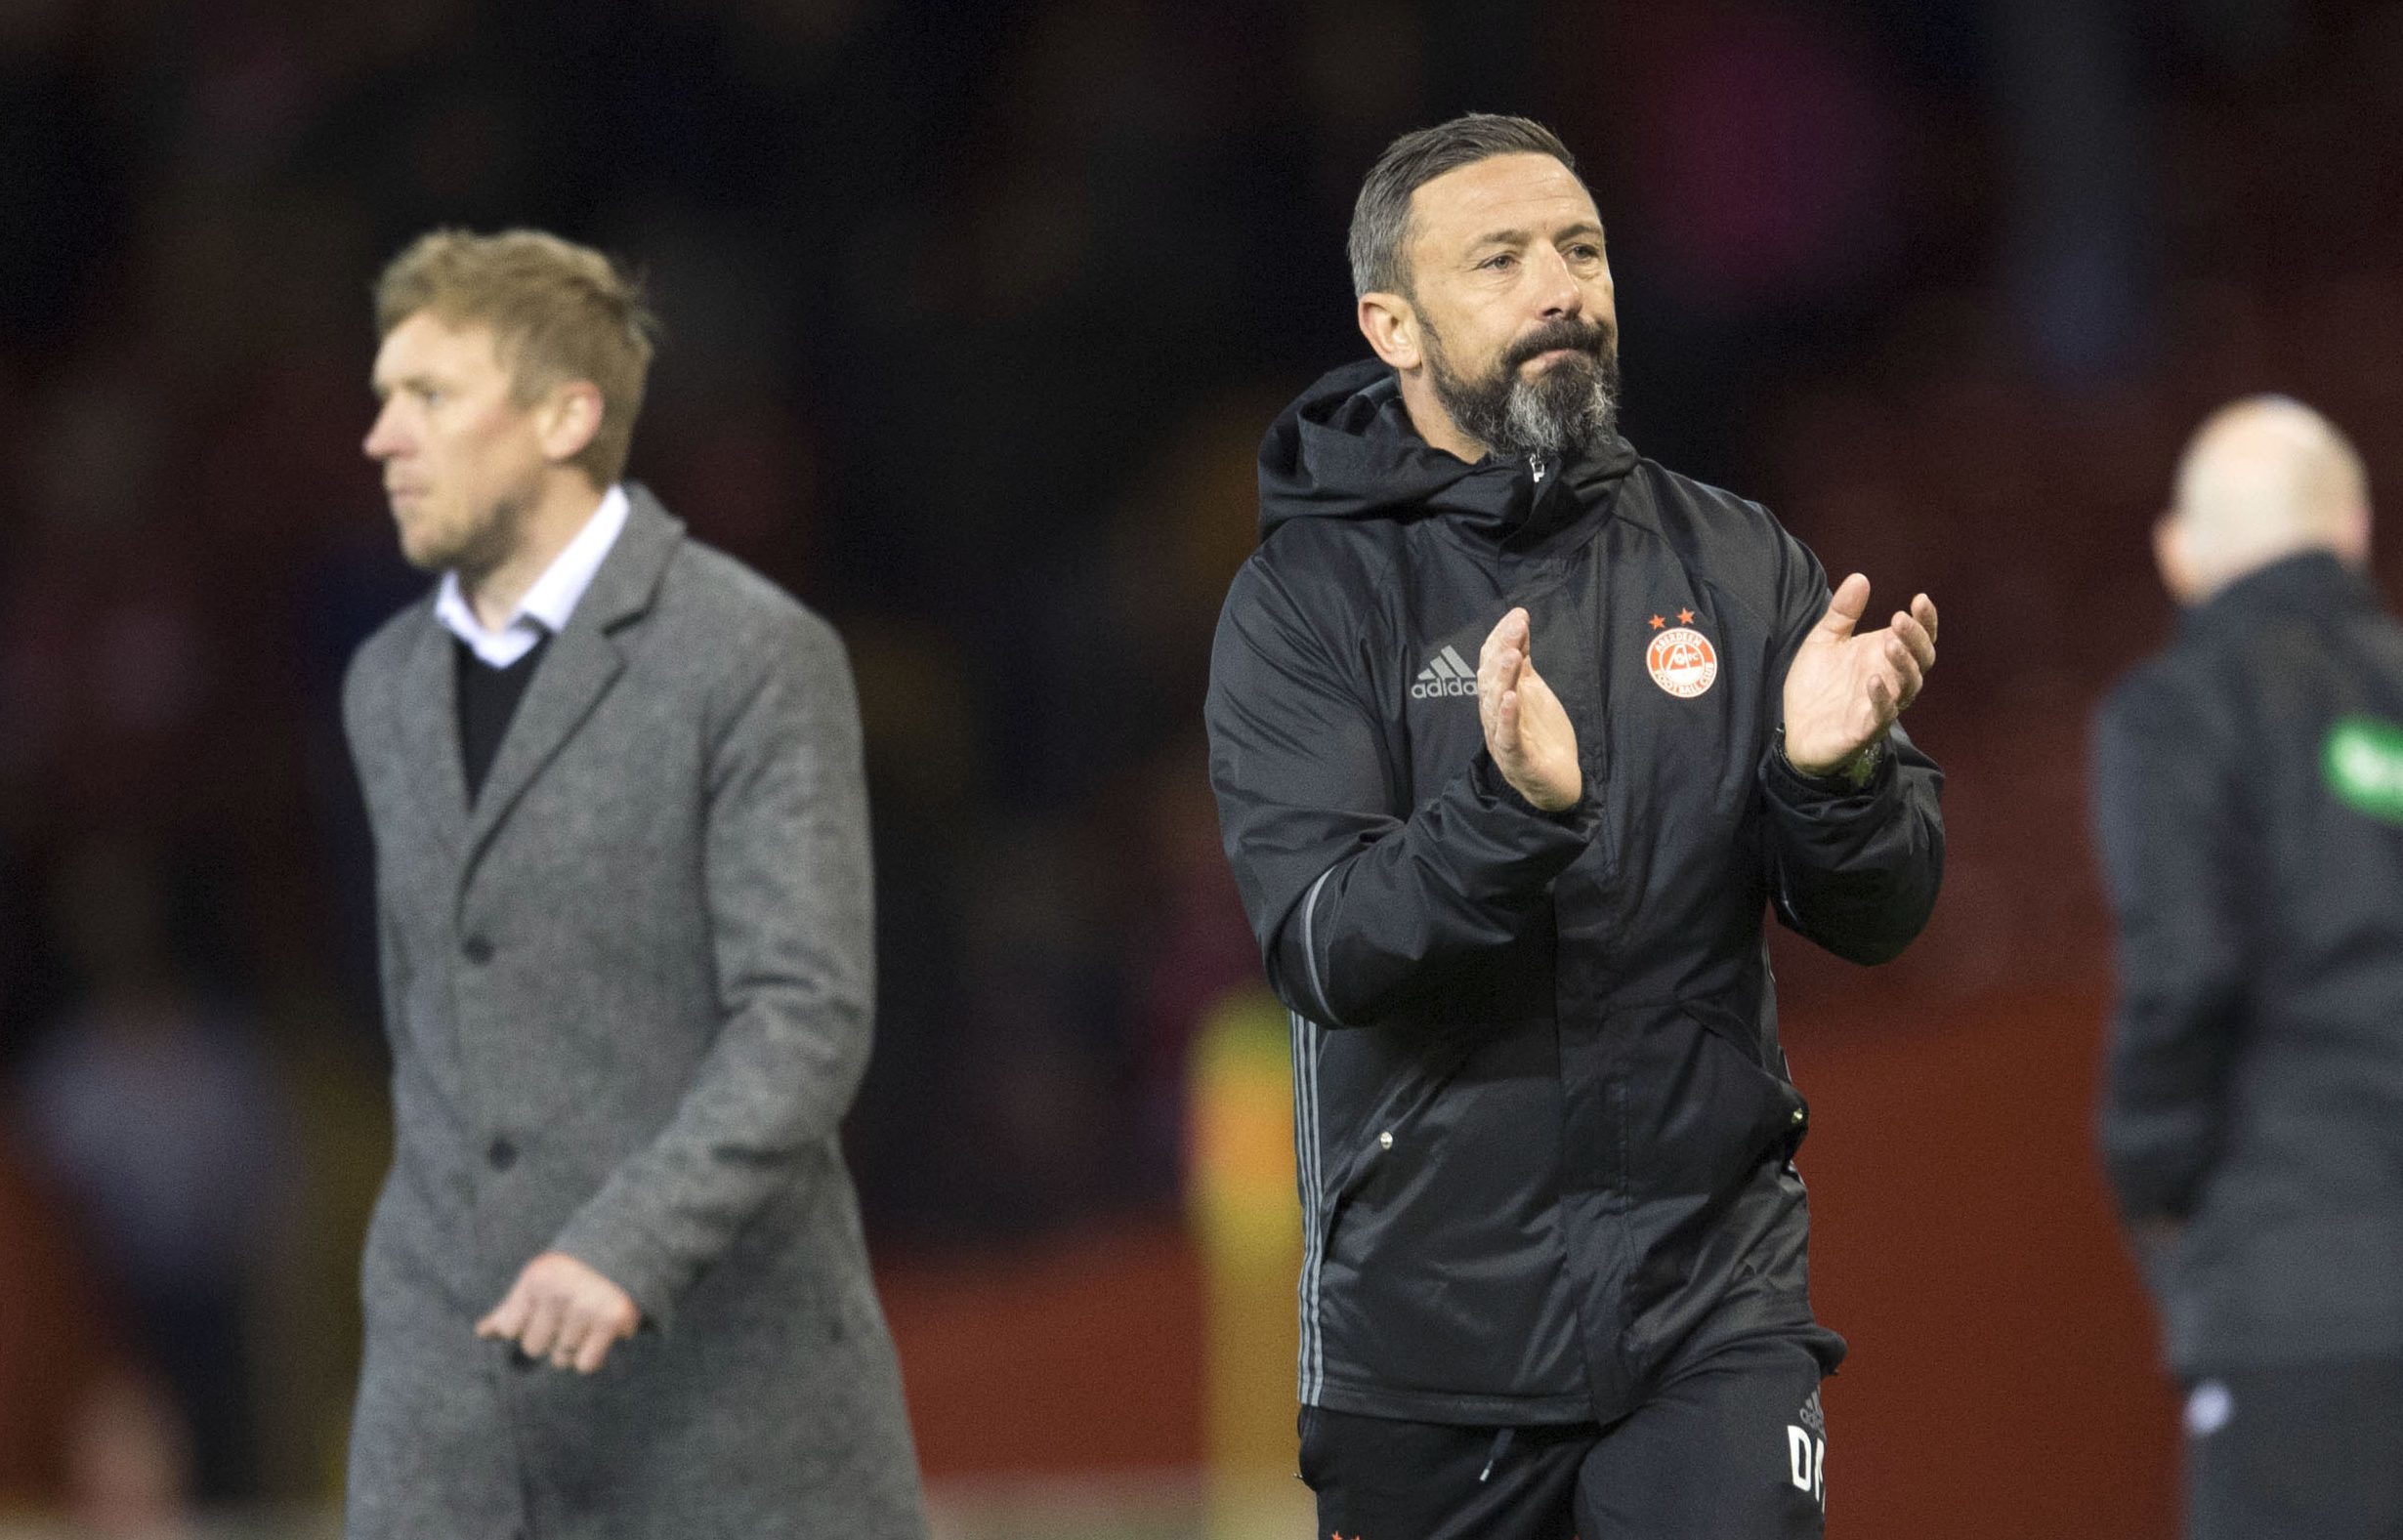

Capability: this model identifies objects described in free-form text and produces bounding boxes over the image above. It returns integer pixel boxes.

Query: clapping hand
[1780,575,1939,776]
[1479,607,1581,812]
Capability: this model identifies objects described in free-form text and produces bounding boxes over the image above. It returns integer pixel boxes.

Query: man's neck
[1395,371,1489,464]
[460,479,608,630]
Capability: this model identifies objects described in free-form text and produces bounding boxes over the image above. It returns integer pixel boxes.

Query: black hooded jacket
[1205,360,1945,1425]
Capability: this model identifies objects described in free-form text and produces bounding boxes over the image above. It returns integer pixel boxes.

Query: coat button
[487,1138,518,1170]
[462,936,494,964]
[1791,1108,1806,1126]
[1377,1131,1394,1150]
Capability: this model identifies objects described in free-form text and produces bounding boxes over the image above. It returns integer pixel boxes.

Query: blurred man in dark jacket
[2093,395,2403,1539]
[1206,114,1945,1540]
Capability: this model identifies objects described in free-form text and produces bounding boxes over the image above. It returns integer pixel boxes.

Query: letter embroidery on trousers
[1788,1388,1827,1510]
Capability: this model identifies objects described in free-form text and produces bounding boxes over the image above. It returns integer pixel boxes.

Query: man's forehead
[374,310,503,377]
[1410,153,1600,242]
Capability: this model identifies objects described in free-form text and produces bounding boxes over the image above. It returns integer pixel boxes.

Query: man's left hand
[1781,575,1939,776]
[477,1252,642,1374]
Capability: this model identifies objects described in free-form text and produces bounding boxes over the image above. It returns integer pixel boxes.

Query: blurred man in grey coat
[342,229,927,1539]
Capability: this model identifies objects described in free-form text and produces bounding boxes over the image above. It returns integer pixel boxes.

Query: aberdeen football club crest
[1645,613,1718,698]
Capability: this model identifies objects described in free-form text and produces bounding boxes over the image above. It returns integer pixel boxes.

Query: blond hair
[374,229,658,486]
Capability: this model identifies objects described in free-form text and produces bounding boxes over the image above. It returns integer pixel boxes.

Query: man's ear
[2335,498,2374,569]
[2153,512,2202,605]
[535,381,605,467]
[1359,291,1422,372]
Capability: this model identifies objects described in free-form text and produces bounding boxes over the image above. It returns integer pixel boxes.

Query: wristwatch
[1774,725,1883,792]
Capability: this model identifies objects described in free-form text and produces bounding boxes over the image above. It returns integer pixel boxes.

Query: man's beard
[401,487,532,579]
[1423,314,1622,464]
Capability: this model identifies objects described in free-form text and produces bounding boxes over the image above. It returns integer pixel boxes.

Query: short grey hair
[1348,114,1582,299]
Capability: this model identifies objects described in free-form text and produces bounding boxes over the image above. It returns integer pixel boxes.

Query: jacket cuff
[1760,731,1900,817]
[550,1203,690,1334]
[1471,750,1602,839]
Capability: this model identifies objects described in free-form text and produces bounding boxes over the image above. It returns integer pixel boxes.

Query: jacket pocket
[1616,1004,1802,1258]
[1310,1019,1578,1397]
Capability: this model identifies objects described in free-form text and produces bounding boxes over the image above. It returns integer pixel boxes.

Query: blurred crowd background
[4,0,2403,1535]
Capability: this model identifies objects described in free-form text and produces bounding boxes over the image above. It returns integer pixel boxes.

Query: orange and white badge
[1646,622,1718,698]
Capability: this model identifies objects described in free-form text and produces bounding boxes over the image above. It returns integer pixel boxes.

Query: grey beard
[1429,338,1622,464]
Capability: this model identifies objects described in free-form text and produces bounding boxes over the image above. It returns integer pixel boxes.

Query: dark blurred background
[4,0,2402,1534]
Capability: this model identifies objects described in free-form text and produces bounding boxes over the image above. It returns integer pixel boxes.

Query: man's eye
[1481,253,1517,271]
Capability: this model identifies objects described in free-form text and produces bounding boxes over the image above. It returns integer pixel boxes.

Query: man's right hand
[1478,607,1581,812]
[477,1252,641,1374]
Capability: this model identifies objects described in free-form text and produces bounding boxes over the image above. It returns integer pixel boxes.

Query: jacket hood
[1256,358,1638,547]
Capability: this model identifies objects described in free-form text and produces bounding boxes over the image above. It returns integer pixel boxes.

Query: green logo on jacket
[2323,717,2403,824]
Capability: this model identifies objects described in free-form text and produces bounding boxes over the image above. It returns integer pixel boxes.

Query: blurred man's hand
[477,1251,641,1374]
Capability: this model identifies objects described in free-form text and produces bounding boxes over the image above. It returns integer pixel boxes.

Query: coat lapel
[396,601,472,857]
[463,486,687,872]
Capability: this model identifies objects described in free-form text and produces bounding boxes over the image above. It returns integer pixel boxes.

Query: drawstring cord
[1478,1427,1515,1483]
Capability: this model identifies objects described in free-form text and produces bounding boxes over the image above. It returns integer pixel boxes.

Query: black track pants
[1298,1336,1829,1540]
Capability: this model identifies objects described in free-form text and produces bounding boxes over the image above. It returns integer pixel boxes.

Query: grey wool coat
[340,487,927,1540]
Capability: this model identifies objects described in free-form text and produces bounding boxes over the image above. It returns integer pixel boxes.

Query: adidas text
[1411,645,1478,701]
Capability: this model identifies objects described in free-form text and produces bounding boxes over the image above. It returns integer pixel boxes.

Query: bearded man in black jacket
[2093,396,2403,1540]
[1204,114,1945,1539]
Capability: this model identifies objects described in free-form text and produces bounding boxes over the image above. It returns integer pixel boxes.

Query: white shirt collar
[436,484,631,668]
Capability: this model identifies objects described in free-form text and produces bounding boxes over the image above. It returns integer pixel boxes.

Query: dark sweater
[456,635,550,803]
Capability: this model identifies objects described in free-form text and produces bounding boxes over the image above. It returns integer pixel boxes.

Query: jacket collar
[463,484,683,858]
[396,483,686,874]
[1419,409,1639,553]
[1363,385,1641,553]
[1256,359,1639,555]
[2181,550,2377,640]
[435,482,632,664]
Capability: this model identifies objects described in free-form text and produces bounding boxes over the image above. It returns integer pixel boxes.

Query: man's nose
[363,403,404,461]
[1531,246,1583,319]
